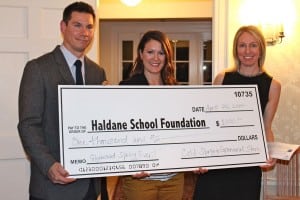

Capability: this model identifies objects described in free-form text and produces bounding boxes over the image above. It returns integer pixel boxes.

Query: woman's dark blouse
[119,73,149,85]
[119,72,177,181]
[222,71,273,114]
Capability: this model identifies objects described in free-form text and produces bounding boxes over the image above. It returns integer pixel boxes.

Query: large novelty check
[58,85,269,178]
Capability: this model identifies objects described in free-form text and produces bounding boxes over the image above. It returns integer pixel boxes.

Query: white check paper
[58,85,269,178]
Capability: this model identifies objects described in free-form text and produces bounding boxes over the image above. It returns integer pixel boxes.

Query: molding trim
[212,0,229,77]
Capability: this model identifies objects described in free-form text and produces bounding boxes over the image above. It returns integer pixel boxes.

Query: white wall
[98,0,212,19]
[214,0,300,196]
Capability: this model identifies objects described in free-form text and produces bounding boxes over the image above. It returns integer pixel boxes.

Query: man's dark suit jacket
[18,46,106,200]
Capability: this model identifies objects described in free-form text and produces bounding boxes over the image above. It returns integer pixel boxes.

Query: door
[119,32,200,85]
[0,0,97,199]
[100,20,212,85]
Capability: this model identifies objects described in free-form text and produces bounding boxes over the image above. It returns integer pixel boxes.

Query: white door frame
[100,20,212,85]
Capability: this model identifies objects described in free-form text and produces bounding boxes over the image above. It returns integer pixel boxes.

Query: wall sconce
[120,0,141,7]
[260,24,285,46]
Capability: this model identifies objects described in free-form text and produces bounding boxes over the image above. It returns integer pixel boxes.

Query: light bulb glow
[120,0,141,7]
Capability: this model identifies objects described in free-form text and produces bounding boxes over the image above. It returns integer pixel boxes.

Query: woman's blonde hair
[232,25,266,70]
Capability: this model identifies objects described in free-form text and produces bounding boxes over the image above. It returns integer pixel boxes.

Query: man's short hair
[63,1,95,24]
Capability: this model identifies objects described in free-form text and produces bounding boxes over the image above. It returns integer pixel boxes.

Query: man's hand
[47,162,76,184]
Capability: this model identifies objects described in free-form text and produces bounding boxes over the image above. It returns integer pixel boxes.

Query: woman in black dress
[193,25,281,200]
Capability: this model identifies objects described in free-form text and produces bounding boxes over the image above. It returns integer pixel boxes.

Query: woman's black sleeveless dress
[193,71,272,200]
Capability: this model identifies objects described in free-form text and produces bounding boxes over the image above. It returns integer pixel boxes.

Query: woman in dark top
[119,30,184,200]
[193,25,281,200]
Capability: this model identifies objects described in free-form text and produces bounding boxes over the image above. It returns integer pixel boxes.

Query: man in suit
[18,2,107,200]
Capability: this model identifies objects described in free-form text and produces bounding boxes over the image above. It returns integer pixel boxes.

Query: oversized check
[58,85,269,178]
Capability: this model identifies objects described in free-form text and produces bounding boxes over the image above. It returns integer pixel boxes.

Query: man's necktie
[74,60,109,199]
[74,60,83,85]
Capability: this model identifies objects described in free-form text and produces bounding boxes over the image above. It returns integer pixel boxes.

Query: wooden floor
[107,172,198,200]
